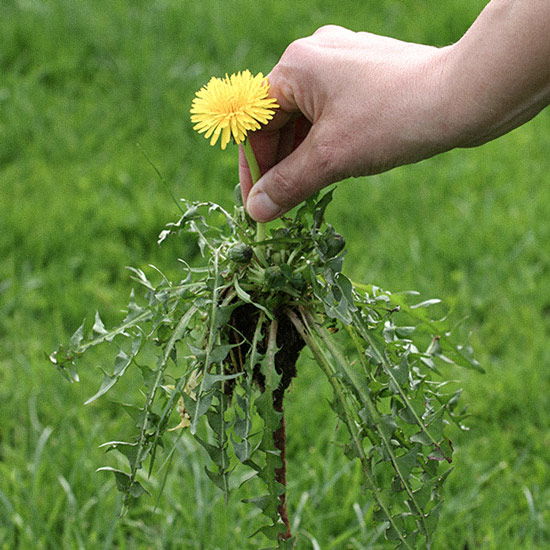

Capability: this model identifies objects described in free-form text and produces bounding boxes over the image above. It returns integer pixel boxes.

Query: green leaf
[138,363,156,390]
[379,415,398,440]
[204,466,227,492]
[183,391,213,430]
[232,435,252,463]
[195,436,222,465]
[335,273,356,309]
[395,447,419,480]
[215,303,238,330]
[311,189,334,228]
[69,323,85,348]
[423,408,445,441]
[99,440,139,468]
[233,276,272,319]
[241,494,274,514]
[123,289,144,323]
[92,311,108,336]
[234,414,250,440]
[85,349,135,405]
[254,523,286,542]
[424,502,442,533]
[392,355,410,386]
[126,266,154,291]
[206,406,229,438]
[410,299,442,309]
[202,371,243,392]
[96,467,148,498]
[410,431,433,446]
[385,516,406,542]
[189,343,236,367]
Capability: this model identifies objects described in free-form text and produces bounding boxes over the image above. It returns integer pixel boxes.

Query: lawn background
[0,0,548,548]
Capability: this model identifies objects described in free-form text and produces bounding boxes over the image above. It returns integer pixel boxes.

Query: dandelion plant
[51,70,480,549]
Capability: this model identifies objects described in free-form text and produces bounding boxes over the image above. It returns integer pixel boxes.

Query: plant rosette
[50,70,481,549]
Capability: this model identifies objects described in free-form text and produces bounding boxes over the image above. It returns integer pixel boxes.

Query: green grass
[1,0,548,548]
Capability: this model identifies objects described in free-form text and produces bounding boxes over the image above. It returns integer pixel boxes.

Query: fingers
[238,130,281,203]
[239,29,338,216]
[239,115,312,205]
[246,125,340,222]
[238,64,300,203]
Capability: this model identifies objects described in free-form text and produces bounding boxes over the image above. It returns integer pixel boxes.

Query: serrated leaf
[202,371,242,392]
[215,303,238,330]
[373,508,390,524]
[430,439,453,463]
[234,415,250,440]
[253,523,286,542]
[385,516,406,542]
[423,409,445,441]
[99,440,139,468]
[335,273,356,310]
[70,323,85,348]
[96,467,148,498]
[392,355,409,386]
[395,447,419,480]
[242,494,274,514]
[254,392,282,433]
[321,285,353,324]
[126,266,154,291]
[410,431,433,446]
[84,373,115,406]
[195,436,223,465]
[424,502,442,533]
[410,299,441,309]
[358,406,376,429]
[379,415,397,439]
[93,312,108,336]
[232,435,252,463]
[184,391,213,433]
[123,289,144,323]
[206,406,229,438]
[85,350,134,405]
[189,343,235,367]
[137,363,156,389]
[233,277,272,319]
[204,466,227,492]
[313,189,334,228]
[49,346,81,382]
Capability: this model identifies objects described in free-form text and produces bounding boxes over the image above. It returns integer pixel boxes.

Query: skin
[240,0,550,222]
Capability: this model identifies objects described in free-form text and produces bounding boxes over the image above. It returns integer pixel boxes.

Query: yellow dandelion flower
[190,70,279,150]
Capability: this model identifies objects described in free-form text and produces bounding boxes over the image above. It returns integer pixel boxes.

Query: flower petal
[190,70,279,149]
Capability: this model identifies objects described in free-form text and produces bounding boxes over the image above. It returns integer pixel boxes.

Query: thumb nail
[246,185,282,222]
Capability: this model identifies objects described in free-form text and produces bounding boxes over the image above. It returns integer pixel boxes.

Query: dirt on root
[226,302,304,404]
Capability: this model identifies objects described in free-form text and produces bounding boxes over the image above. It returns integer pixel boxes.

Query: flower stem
[242,139,266,247]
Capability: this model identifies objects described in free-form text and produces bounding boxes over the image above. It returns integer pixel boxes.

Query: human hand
[241,2,550,222]
[240,25,453,222]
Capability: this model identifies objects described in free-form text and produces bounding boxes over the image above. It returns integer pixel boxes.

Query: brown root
[227,303,305,540]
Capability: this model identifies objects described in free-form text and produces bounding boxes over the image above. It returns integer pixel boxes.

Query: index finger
[238,71,299,201]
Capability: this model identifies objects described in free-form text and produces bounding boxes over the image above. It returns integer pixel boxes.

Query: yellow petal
[190,70,279,149]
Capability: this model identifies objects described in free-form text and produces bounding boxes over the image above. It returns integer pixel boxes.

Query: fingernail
[247,188,282,221]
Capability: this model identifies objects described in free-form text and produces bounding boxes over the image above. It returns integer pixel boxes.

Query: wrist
[390,44,460,162]
[435,39,497,149]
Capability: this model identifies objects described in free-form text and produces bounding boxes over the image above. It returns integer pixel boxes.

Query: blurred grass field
[0,0,548,548]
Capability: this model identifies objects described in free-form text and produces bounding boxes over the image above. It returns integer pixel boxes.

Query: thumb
[246,128,339,222]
